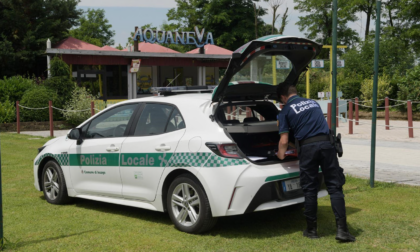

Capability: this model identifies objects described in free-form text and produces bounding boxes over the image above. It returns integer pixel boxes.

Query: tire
[167,174,217,234]
[41,160,72,204]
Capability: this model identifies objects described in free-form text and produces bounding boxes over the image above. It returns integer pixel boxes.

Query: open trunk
[216,101,297,164]
[212,35,321,164]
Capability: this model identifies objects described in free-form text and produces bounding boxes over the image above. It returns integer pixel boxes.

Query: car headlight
[38,146,46,154]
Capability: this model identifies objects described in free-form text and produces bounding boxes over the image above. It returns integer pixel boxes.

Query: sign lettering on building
[133,26,214,48]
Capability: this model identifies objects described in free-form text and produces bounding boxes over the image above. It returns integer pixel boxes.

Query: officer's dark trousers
[299,140,346,221]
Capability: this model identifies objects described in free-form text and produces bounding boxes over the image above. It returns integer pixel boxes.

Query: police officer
[276,84,355,242]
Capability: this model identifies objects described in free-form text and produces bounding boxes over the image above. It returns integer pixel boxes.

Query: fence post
[16,101,20,134]
[385,97,389,130]
[327,102,332,129]
[227,106,231,120]
[91,101,95,116]
[349,100,353,134]
[49,100,54,137]
[336,98,339,127]
[407,100,414,138]
[355,97,359,125]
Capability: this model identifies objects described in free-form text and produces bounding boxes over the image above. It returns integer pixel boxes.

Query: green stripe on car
[36,152,248,168]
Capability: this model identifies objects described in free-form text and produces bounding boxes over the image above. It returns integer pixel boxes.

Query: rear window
[218,102,278,124]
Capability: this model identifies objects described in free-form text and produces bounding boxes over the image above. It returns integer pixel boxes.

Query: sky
[77,0,367,48]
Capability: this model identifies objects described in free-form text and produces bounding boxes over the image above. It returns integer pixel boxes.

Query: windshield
[231,54,293,84]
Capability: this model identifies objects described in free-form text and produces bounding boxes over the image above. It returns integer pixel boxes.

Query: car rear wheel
[167,174,217,234]
[42,160,72,204]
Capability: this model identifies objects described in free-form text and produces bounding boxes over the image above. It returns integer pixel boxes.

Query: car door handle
[155,145,171,151]
[106,145,119,152]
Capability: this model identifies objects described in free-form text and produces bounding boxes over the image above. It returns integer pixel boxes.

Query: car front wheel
[42,160,72,204]
[167,174,217,234]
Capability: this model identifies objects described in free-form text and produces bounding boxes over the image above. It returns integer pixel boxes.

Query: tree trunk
[365,8,372,40]
[254,3,258,39]
[278,7,288,35]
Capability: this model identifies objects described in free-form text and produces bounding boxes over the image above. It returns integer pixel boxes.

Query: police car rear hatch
[211,35,322,103]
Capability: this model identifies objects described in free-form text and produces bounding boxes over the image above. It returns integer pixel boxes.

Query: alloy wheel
[171,183,200,227]
[43,167,59,200]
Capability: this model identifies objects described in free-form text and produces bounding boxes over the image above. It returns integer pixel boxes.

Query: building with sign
[46,36,232,100]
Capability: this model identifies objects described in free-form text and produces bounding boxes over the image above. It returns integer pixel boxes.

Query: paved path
[17,119,420,186]
[336,119,420,186]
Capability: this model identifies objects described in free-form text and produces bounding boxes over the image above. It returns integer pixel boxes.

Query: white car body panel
[120,129,186,201]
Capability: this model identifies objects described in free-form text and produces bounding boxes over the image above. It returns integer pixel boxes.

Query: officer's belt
[299,134,330,146]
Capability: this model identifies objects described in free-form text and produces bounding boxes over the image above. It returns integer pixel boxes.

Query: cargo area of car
[216,101,298,164]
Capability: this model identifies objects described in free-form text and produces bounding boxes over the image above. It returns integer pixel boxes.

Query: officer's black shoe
[303,219,320,239]
[335,218,356,242]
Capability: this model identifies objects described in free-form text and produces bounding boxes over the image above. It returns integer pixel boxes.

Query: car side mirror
[68,128,84,145]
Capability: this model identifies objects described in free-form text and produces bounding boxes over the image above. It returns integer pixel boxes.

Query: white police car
[34,35,327,233]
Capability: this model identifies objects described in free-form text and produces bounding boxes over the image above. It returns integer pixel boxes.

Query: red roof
[101,45,120,51]
[137,42,179,53]
[186,44,232,55]
[53,37,103,50]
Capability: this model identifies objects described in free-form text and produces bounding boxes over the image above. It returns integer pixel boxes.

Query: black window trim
[126,101,186,138]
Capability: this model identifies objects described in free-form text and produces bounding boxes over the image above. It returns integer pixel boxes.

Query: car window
[166,108,185,133]
[85,104,137,139]
[221,106,265,123]
[134,104,174,136]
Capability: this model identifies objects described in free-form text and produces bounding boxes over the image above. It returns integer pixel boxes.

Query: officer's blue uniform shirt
[277,95,329,141]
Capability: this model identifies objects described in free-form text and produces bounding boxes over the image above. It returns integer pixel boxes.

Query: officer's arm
[277,133,289,160]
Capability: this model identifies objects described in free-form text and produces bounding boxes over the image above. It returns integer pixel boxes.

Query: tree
[203,0,267,50]
[166,0,268,51]
[69,8,115,46]
[252,1,269,38]
[0,0,82,77]
[167,0,207,32]
[278,7,289,34]
[382,0,420,55]
[294,0,359,51]
[115,44,124,50]
[351,0,375,40]
[269,0,284,34]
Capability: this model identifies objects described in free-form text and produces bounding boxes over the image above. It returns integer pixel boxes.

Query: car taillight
[205,143,242,159]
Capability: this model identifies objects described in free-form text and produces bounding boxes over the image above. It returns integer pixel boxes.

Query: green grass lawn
[1,132,420,251]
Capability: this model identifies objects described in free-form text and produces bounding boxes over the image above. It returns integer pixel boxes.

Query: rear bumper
[244,173,325,213]
[224,162,326,216]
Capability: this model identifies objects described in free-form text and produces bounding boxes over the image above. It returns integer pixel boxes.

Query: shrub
[50,56,71,77]
[338,71,363,99]
[20,86,61,122]
[43,76,75,106]
[296,69,330,99]
[0,98,16,123]
[397,65,420,112]
[360,73,392,108]
[0,76,36,103]
[62,86,97,126]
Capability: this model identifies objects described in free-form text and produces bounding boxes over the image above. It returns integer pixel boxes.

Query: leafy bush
[0,76,36,103]
[43,76,75,106]
[79,80,100,97]
[20,86,61,122]
[297,69,330,99]
[338,71,363,99]
[62,86,97,126]
[0,98,16,123]
[360,73,392,107]
[397,65,420,112]
[50,56,71,77]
